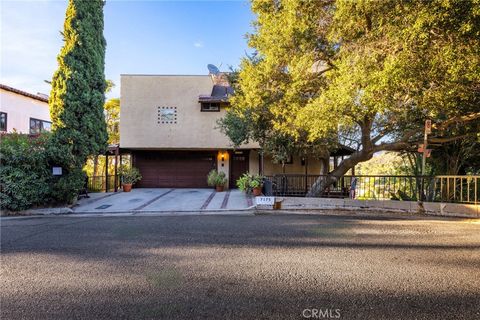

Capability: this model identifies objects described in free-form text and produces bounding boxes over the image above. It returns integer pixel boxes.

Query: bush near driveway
[0,133,84,211]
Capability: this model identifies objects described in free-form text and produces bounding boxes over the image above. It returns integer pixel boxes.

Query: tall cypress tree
[50,0,108,168]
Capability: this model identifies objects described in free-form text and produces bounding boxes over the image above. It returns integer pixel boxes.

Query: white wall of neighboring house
[0,86,50,133]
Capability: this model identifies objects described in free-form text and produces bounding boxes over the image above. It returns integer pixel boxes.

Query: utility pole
[418,119,431,208]
[421,119,431,177]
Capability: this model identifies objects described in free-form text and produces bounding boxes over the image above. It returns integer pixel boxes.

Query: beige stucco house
[0,84,50,134]
[120,73,352,188]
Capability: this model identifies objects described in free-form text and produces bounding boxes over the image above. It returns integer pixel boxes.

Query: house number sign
[255,196,275,206]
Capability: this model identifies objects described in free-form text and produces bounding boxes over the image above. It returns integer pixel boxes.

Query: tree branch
[373,141,414,152]
[434,112,480,130]
[372,132,387,144]
[316,66,335,75]
[429,135,470,144]
[372,133,472,153]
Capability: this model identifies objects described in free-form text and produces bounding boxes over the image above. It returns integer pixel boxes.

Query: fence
[264,175,479,204]
[87,175,121,192]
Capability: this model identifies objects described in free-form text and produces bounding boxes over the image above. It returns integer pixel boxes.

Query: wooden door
[230,150,249,188]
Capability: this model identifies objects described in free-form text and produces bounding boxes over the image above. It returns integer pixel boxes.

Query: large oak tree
[226,0,480,196]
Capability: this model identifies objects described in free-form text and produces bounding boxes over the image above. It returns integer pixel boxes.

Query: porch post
[333,156,338,188]
[105,154,109,192]
[114,147,119,192]
[320,157,329,175]
[259,150,264,175]
[304,157,308,195]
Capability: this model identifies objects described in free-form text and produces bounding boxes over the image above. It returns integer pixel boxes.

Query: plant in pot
[207,169,227,192]
[250,174,264,196]
[119,166,142,192]
[236,173,263,196]
[236,173,252,193]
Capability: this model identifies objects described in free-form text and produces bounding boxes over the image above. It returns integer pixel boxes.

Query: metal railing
[264,175,479,204]
[87,175,121,192]
[433,175,479,204]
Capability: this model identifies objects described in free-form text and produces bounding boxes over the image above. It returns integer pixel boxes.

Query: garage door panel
[134,151,215,188]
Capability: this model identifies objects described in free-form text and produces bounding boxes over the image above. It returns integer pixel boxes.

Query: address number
[255,196,275,205]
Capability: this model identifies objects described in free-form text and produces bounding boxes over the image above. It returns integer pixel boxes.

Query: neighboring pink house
[0,84,50,134]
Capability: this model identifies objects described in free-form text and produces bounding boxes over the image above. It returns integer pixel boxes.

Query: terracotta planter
[252,186,262,196]
[216,185,224,192]
[122,183,133,192]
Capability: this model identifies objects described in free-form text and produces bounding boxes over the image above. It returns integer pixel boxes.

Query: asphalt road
[1,214,479,319]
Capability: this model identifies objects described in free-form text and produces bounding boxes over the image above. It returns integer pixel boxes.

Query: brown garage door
[133,151,216,188]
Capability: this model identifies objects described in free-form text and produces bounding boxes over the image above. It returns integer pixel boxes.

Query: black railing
[87,175,121,192]
[264,175,479,204]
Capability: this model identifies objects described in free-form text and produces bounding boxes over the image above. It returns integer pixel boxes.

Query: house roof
[0,84,49,103]
[198,85,233,103]
[198,72,233,103]
[332,144,356,156]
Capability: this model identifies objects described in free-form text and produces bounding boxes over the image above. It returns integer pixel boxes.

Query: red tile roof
[0,83,49,103]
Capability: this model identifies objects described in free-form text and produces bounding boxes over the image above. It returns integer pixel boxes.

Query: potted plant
[207,169,227,192]
[119,166,142,192]
[250,174,263,196]
[236,173,263,196]
[236,173,251,193]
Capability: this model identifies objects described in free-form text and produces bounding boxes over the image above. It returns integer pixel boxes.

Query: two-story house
[0,84,51,134]
[120,72,353,189]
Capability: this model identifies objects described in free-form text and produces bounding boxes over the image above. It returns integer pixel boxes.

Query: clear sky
[1,0,254,98]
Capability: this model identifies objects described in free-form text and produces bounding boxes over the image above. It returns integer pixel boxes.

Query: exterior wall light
[217,151,228,167]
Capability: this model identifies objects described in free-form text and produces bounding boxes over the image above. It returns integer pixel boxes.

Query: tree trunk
[93,155,99,176]
[307,148,374,197]
[319,157,329,175]
[308,119,376,197]
[446,151,460,175]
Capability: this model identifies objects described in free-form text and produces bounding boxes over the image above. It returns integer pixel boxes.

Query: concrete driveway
[1,214,479,319]
[73,188,253,214]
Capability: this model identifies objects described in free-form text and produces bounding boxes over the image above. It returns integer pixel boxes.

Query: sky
[1,0,254,98]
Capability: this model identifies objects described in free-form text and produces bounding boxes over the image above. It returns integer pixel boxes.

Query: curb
[254,207,478,220]
[72,207,256,215]
[68,210,256,218]
[1,207,257,218]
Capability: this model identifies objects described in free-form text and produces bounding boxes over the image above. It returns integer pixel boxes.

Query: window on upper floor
[0,112,6,132]
[30,118,52,134]
[200,102,220,112]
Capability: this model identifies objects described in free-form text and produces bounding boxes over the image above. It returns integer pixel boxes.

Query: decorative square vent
[157,106,177,124]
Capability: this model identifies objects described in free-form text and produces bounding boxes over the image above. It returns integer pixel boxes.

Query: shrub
[236,173,251,192]
[119,166,142,184]
[0,134,51,211]
[207,170,227,187]
[0,133,84,211]
[45,135,86,203]
[236,173,263,193]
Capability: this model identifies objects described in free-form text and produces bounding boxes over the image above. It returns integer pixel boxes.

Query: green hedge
[0,133,84,211]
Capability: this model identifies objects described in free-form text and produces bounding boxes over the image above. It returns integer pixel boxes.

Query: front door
[230,150,249,188]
